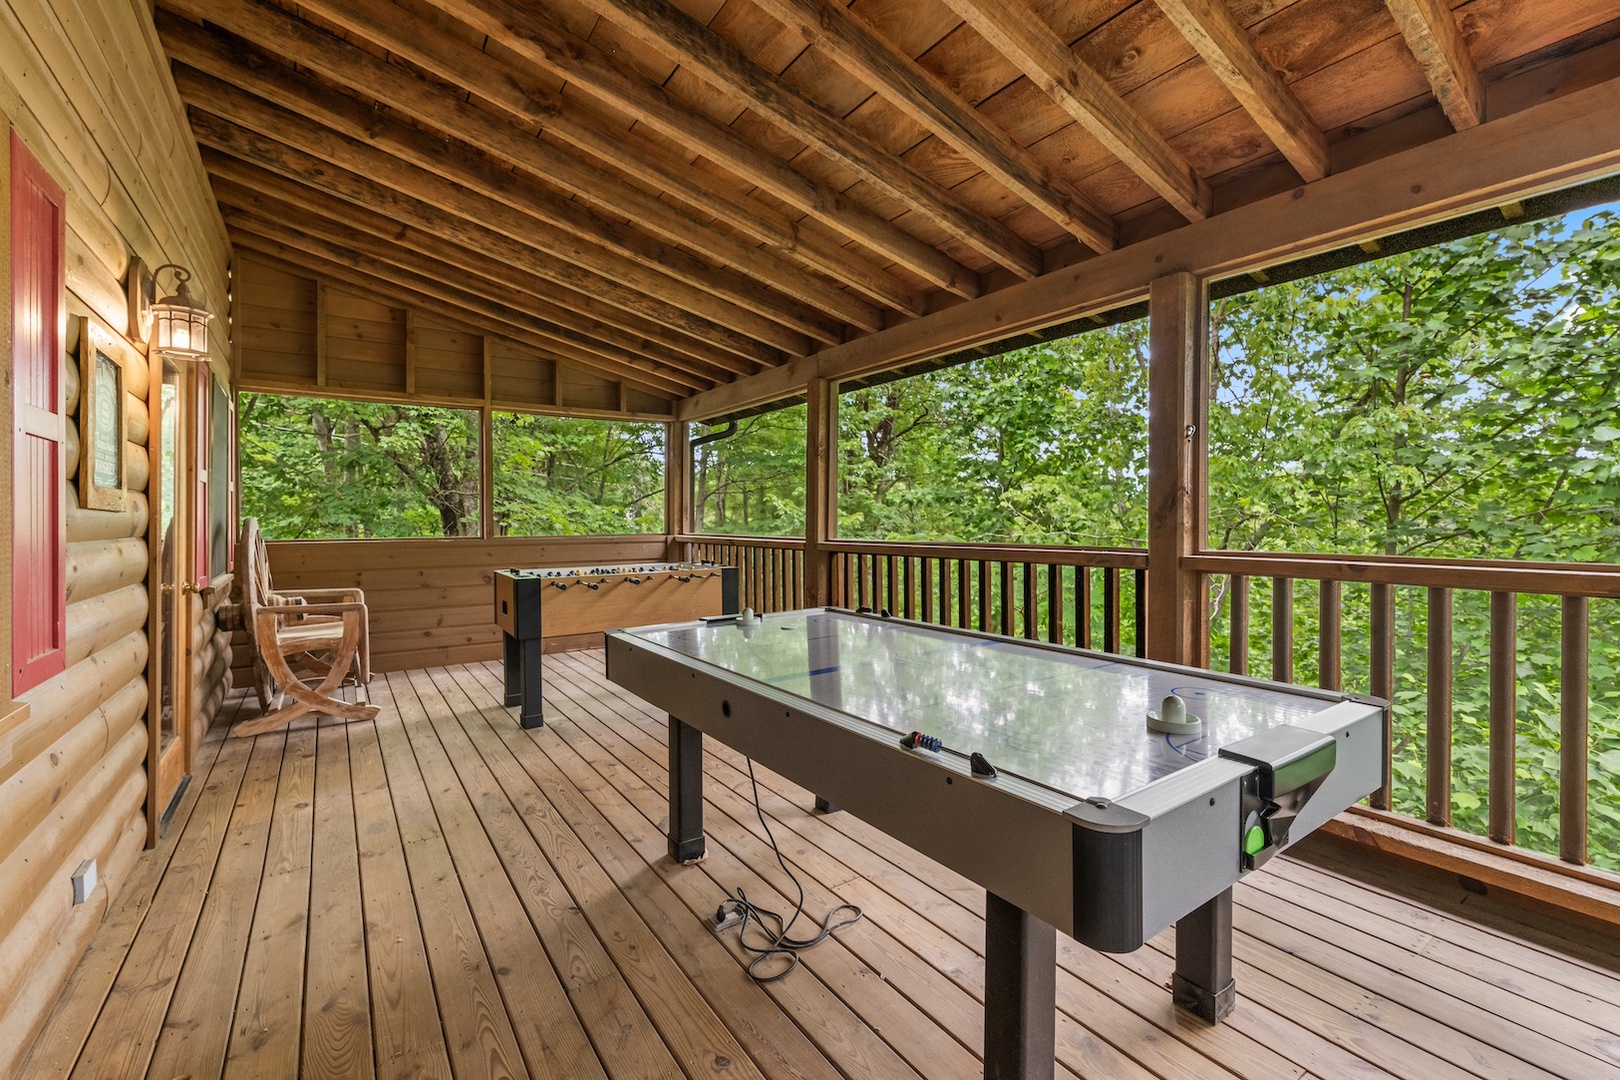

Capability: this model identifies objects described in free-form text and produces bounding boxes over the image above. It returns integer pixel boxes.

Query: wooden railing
[827,541,1148,653]
[1187,552,1620,873]
[679,535,807,613]
[678,535,1148,653]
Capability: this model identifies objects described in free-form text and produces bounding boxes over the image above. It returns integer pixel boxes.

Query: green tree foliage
[491,413,664,535]
[838,320,1149,544]
[694,405,807,535]
[1203,209,1620,869]
[239,394,480,539]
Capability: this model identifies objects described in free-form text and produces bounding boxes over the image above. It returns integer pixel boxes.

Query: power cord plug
[710,903,745,932]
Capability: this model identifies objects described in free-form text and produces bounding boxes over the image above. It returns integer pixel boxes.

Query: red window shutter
[11,130,67,694]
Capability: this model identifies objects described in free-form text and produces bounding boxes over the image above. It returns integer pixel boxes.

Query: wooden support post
[665,420,690,560]
[479,404,495,540]
[1427,586,1453,827]
[1145,272,1206,666]
[803,377,836,607]
[1370,582,1396,811]
[1561,596,1589,865]
[1489,591,1517,845]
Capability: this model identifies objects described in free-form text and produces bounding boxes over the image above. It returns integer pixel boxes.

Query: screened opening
[1205,198,1620,871]
[239,393,481,539]
[692,405,806,536]
[491,412,665,536]
[837,316,1150,546]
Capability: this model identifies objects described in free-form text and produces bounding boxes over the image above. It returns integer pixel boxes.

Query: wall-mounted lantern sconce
[128,256,214,359]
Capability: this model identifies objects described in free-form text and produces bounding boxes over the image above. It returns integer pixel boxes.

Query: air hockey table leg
[983,891,1056,1080]
[1172,887,1236,1023]
[668,715,706,863]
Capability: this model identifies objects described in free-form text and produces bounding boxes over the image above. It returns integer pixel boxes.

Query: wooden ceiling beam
[161,30,822,357]
[228,232,704,396]
[175,74,793,371]
[1385,0,1486,130]
[575,0,1041,279]
[750,0,1116,254]
[185,109,782,374]
[283,0,930,319]
[942,0,1213,221]
[211,179,744,387]
[157,0,884,335]
[205,160,748,383]
[431,0,982,298]
[1152,0,1329,182]
[222,208,727,391]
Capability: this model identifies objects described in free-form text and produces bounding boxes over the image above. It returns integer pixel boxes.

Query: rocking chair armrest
[256,601,369,618]
[284,587,367,602]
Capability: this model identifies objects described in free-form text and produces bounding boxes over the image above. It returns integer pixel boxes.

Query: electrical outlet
[709,906,743,932]
[72,859,97,905]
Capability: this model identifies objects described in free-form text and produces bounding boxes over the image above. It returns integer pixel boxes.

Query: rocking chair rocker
[230,518,378,738]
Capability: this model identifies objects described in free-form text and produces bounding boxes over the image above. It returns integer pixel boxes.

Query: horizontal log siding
[0,0,230,1068]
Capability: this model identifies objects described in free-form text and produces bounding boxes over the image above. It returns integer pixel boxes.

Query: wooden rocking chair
[230,518,378,738]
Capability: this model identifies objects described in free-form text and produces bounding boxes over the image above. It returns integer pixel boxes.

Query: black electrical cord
[712,759,863,983]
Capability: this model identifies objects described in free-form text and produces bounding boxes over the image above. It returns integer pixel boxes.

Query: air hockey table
[605,607,1387,1080]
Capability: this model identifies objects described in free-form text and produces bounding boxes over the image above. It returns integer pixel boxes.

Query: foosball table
[493,561,738,728]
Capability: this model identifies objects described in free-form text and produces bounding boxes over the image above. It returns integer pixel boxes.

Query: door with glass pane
[148,354,190,839]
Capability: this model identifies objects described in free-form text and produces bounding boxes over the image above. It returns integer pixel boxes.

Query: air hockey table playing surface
[626,607,1340,802]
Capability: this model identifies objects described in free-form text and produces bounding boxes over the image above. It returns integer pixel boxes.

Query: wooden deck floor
[18,650,1620,1080]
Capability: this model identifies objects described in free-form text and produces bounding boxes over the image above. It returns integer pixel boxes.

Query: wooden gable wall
[234,255,678,420]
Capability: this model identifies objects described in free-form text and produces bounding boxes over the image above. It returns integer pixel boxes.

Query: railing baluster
[885,556,898,616]
[904,557,916,620]
[1104,568,1120,654]
[1133,568,1146,658]
[1561,596,1589,865]
[920,557,934,623]
[1000,561,1014,636]
[856,554,868,610]
[1319,579,1341,690]
[1370,582,1395,811]
[1272,577,1294,683]
[1229,574,1249,676]
[978,561,992,632]
[1427,586,1453,827]
[957,559,970,628]
[1047,564,1063,644]
[1489,591,1517,846]
[1076,567,1091,649]
[1022,562,1036,639]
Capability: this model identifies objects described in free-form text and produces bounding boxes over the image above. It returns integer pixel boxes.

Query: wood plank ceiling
[154,0,1620,402]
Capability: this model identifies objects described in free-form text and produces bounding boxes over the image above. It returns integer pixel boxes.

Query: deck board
[20,650,1620,1080]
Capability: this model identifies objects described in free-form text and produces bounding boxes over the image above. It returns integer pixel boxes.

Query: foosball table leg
[518,636,545,729]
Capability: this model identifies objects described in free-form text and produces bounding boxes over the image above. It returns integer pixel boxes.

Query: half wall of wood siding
[231,535,671,679]
[0,0,230,1071]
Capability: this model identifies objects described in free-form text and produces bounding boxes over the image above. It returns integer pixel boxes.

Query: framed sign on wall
[79,316,133,512]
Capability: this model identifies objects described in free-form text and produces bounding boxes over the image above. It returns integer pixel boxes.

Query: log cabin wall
[0,0,229,1071]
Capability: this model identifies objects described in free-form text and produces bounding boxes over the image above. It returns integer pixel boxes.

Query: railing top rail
[675,533,807,549]
[1187,552,1620,598]
[824,538,1148,568]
